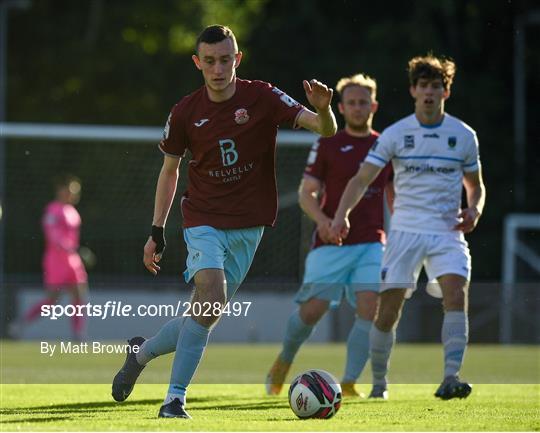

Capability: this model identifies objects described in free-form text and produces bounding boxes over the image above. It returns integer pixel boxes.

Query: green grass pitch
[1,342,539,431]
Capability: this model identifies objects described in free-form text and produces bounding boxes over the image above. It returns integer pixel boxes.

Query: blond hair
[336,73,377,100]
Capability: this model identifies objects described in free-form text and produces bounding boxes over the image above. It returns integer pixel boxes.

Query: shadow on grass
[0,398,162,416]
[0,416,71,425]
[195,400,290,411]
[0,395,288,420]
[1,392,299,425]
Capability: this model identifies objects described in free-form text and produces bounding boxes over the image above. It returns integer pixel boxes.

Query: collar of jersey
[417,114,445,129]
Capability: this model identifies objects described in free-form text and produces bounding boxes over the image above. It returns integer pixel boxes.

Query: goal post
[501,213,540,343]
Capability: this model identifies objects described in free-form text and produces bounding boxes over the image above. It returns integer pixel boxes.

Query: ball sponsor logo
[296,393,304,410]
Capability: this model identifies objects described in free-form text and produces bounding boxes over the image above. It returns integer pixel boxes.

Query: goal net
[1,123,317,289]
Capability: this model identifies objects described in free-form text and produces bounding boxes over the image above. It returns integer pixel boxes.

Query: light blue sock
[369,325,395,387]
[280,309,314,363]
[342,317,372,383]
[136,317,184,365]
[167,318,210,404]
[442,311,468,378]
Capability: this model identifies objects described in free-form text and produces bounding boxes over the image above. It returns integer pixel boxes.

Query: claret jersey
[304,130,392,248]
[365,113,481,233]
[159,79,305,229]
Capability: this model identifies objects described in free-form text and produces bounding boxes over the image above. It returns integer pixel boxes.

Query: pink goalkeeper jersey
[42,201,87,286]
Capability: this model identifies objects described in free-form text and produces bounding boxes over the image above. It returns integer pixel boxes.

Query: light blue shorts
[183,225,265,300]
[295,242,383,308]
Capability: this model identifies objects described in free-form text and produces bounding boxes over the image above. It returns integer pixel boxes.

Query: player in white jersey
[330,55,486,400]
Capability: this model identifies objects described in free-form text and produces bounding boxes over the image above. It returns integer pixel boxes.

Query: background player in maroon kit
[266,74,393,398]
[111,25,337,418]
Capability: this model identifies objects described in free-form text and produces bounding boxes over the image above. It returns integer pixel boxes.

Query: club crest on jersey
[234,108,249,125]
[404,135,415,149]
[448,136,457,148]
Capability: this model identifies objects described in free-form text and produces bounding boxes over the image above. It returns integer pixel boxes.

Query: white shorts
[381,230,471,298]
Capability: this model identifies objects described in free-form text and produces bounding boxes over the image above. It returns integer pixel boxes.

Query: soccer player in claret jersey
[111,25,337,418]
[9,175,88,341]
[265,74,393,398]
[331,55,486,400]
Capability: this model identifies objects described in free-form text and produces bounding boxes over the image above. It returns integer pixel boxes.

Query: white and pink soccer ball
[288,369,342,419]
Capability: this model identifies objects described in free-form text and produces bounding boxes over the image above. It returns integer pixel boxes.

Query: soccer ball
[288,369,342,419]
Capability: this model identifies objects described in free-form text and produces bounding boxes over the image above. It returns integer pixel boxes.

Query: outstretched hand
[303,79,333,112]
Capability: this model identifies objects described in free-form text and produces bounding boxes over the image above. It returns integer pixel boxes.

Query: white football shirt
[365,113,480,233]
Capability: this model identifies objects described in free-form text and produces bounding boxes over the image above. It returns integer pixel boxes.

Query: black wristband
[151,225,166,255]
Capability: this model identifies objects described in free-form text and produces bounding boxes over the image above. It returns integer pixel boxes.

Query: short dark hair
[195,25,238,53]
[408,54,456,91]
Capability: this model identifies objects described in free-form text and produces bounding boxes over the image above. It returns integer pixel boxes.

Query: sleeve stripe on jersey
[292,108,306,130]
[394,155,464,163]
[462,161,478,167]
[366,153,388,164]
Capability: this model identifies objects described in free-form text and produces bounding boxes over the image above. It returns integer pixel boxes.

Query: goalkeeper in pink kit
[10,175,89,340]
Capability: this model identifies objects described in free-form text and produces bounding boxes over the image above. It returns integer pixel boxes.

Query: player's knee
[375,316,396,332]
[193,313,220,328]
[188,291,224,328]
[198,289,226,312]
[442,286,467,311]
[299,299,328,326]
[357,308,376,322]
[356,294,378,321]
[299,310,321,326]
[194,277,227,305]
[375,307,400,332]
[191,287,226,327]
